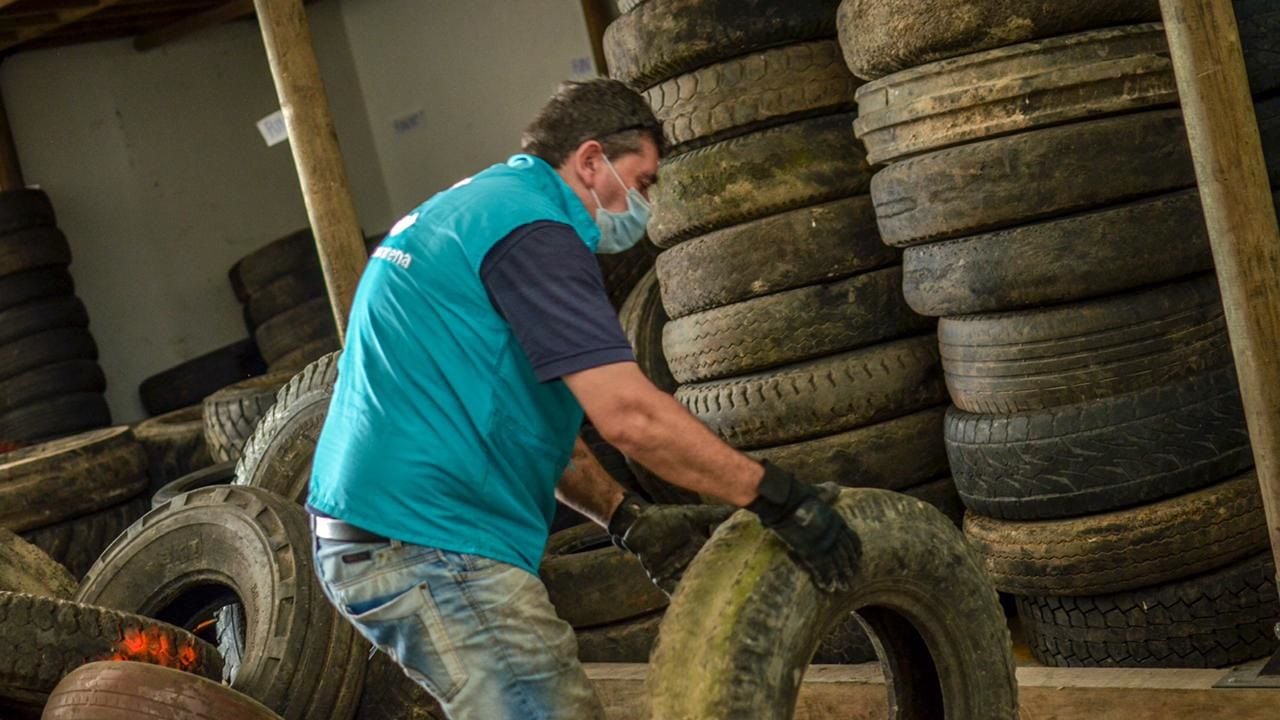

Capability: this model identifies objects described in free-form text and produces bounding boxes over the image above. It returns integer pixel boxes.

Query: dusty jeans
[314,537,606,720]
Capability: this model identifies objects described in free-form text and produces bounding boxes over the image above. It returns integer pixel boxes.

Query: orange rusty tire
[43,661,281,719]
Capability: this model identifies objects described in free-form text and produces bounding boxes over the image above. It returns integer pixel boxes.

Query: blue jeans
[313,537,606,720]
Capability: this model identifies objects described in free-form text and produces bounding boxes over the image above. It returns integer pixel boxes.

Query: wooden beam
[253,0,365,341]
[133,0,250,51]
[1159,0,1280,598]
[0,89,23,191]
[0,0,124,53]
[587,663,1280,719]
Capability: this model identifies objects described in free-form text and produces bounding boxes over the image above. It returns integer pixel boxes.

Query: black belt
[311,516,388,543]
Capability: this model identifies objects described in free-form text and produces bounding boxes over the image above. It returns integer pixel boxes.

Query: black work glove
[608,492,735,595]
[747,462,861,593]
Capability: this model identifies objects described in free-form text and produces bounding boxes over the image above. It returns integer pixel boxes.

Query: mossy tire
[648,488,1017,719]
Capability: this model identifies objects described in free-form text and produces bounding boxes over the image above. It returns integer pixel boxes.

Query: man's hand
[747,462,861,593]
[608,492,734,594]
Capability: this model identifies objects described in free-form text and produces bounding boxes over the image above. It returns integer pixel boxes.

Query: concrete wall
[0,0,593,423]
[338,0,597,219]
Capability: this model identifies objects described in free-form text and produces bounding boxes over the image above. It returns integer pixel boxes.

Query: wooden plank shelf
[585,662,1278,719]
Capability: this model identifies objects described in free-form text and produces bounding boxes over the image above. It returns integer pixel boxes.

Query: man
[308,79,861,720]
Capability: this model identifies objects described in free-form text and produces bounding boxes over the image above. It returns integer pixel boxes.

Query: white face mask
[589,156,651,254]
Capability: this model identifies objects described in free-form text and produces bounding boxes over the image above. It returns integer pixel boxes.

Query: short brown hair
[522,79,665,167]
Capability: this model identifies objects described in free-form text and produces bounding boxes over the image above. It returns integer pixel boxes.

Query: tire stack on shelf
[605,0,956,521]
[0,189,112,443]
[230,229,341,375]
[840,0,1280,668]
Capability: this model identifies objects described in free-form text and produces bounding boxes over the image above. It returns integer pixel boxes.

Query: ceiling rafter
[0,0,126,53]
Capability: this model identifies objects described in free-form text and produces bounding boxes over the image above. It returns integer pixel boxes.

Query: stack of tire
[0,427,151,579]
[0,189,112,443]
[0,519,248,717]
[231,229,341,375]
[839,0,1280,668]
[604,0,958,523]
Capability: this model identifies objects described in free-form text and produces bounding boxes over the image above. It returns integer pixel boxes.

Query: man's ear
[573,140,607,188]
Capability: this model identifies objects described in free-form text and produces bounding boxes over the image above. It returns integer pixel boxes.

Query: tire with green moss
[646,41,858,153]
[663,267,931,384]
[648,488,1017,719]
[655,196,897,320]
[603,0,839,89]
[676,335,946,450]
[648,113,872,248]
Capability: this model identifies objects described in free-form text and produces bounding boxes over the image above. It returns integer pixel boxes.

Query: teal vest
[308,155,601,573]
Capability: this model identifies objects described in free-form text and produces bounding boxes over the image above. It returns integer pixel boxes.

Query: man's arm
[563,361,763,507]
[555,436,626,526]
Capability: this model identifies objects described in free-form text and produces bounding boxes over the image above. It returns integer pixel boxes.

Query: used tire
[854,25,1177,164]
[229,229,317,303]
[245,265,327,329]
[966,471,1268,596]
[203,371,292,463]
[577,610,664,663]
[947,366,1253,520]
[0,591,221,714]
[902,189,1214,317]
[43,661,283,720]
[0,527,76,598]
[0,295,87,347]
[254,297,336,366]
[139,338,266,417]
[0,189,55,234]
[0,227,71,278]
[541,523,668,628]
[268,335,341,374]
[133,405,213,492]
[871,109,1199,248]
[837,0,1160,79]
[0,327,97,384]
[236,352,339,504]
[1018,553,1280,668]
[0,426,146,533]
[0,267,74,313]
[648,489,1017,719]
[655,196,898,319]
[151,461,236,509]
[76,485,367,720]
[619,268,676,393]
[0,392,112,442]
[939,274,1231,413]
[22,495,149,580]
[646,41,858,153]
[677,335,946,450]
[0,360,106,414]
[663,267,931,384]
[747,407,948,491]
[597,237,659,311]
[648,113,872,248]
[603,0,840,89]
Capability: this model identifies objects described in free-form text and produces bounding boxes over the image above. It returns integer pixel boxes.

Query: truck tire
[138,339,265,417]
[151,462,236,509]
[619,269,676,393]
[134,405,213,492]
[43,661,283,720]
[0,527,76,598]
[22,495,149,580]
[203,372,291,462]
[541,523,668,628]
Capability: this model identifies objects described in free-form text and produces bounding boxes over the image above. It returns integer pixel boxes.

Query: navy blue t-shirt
[481,221,635,380]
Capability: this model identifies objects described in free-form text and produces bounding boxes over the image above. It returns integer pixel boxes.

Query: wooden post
[1160,0,1280,594]
[253,0,365,342]
[579,0,615,76]
[0,87,24,191]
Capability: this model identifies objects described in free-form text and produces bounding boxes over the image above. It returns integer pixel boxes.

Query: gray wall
[0,0,594,422]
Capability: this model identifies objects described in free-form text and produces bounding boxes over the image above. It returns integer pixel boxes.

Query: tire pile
[605,0,960,527]
[0,378,446,719]
[0,189,112,444]
[839,0,1280,668]
[230,229,342,375]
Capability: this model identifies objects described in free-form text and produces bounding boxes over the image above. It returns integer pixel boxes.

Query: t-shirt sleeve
[481,221,636,382]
